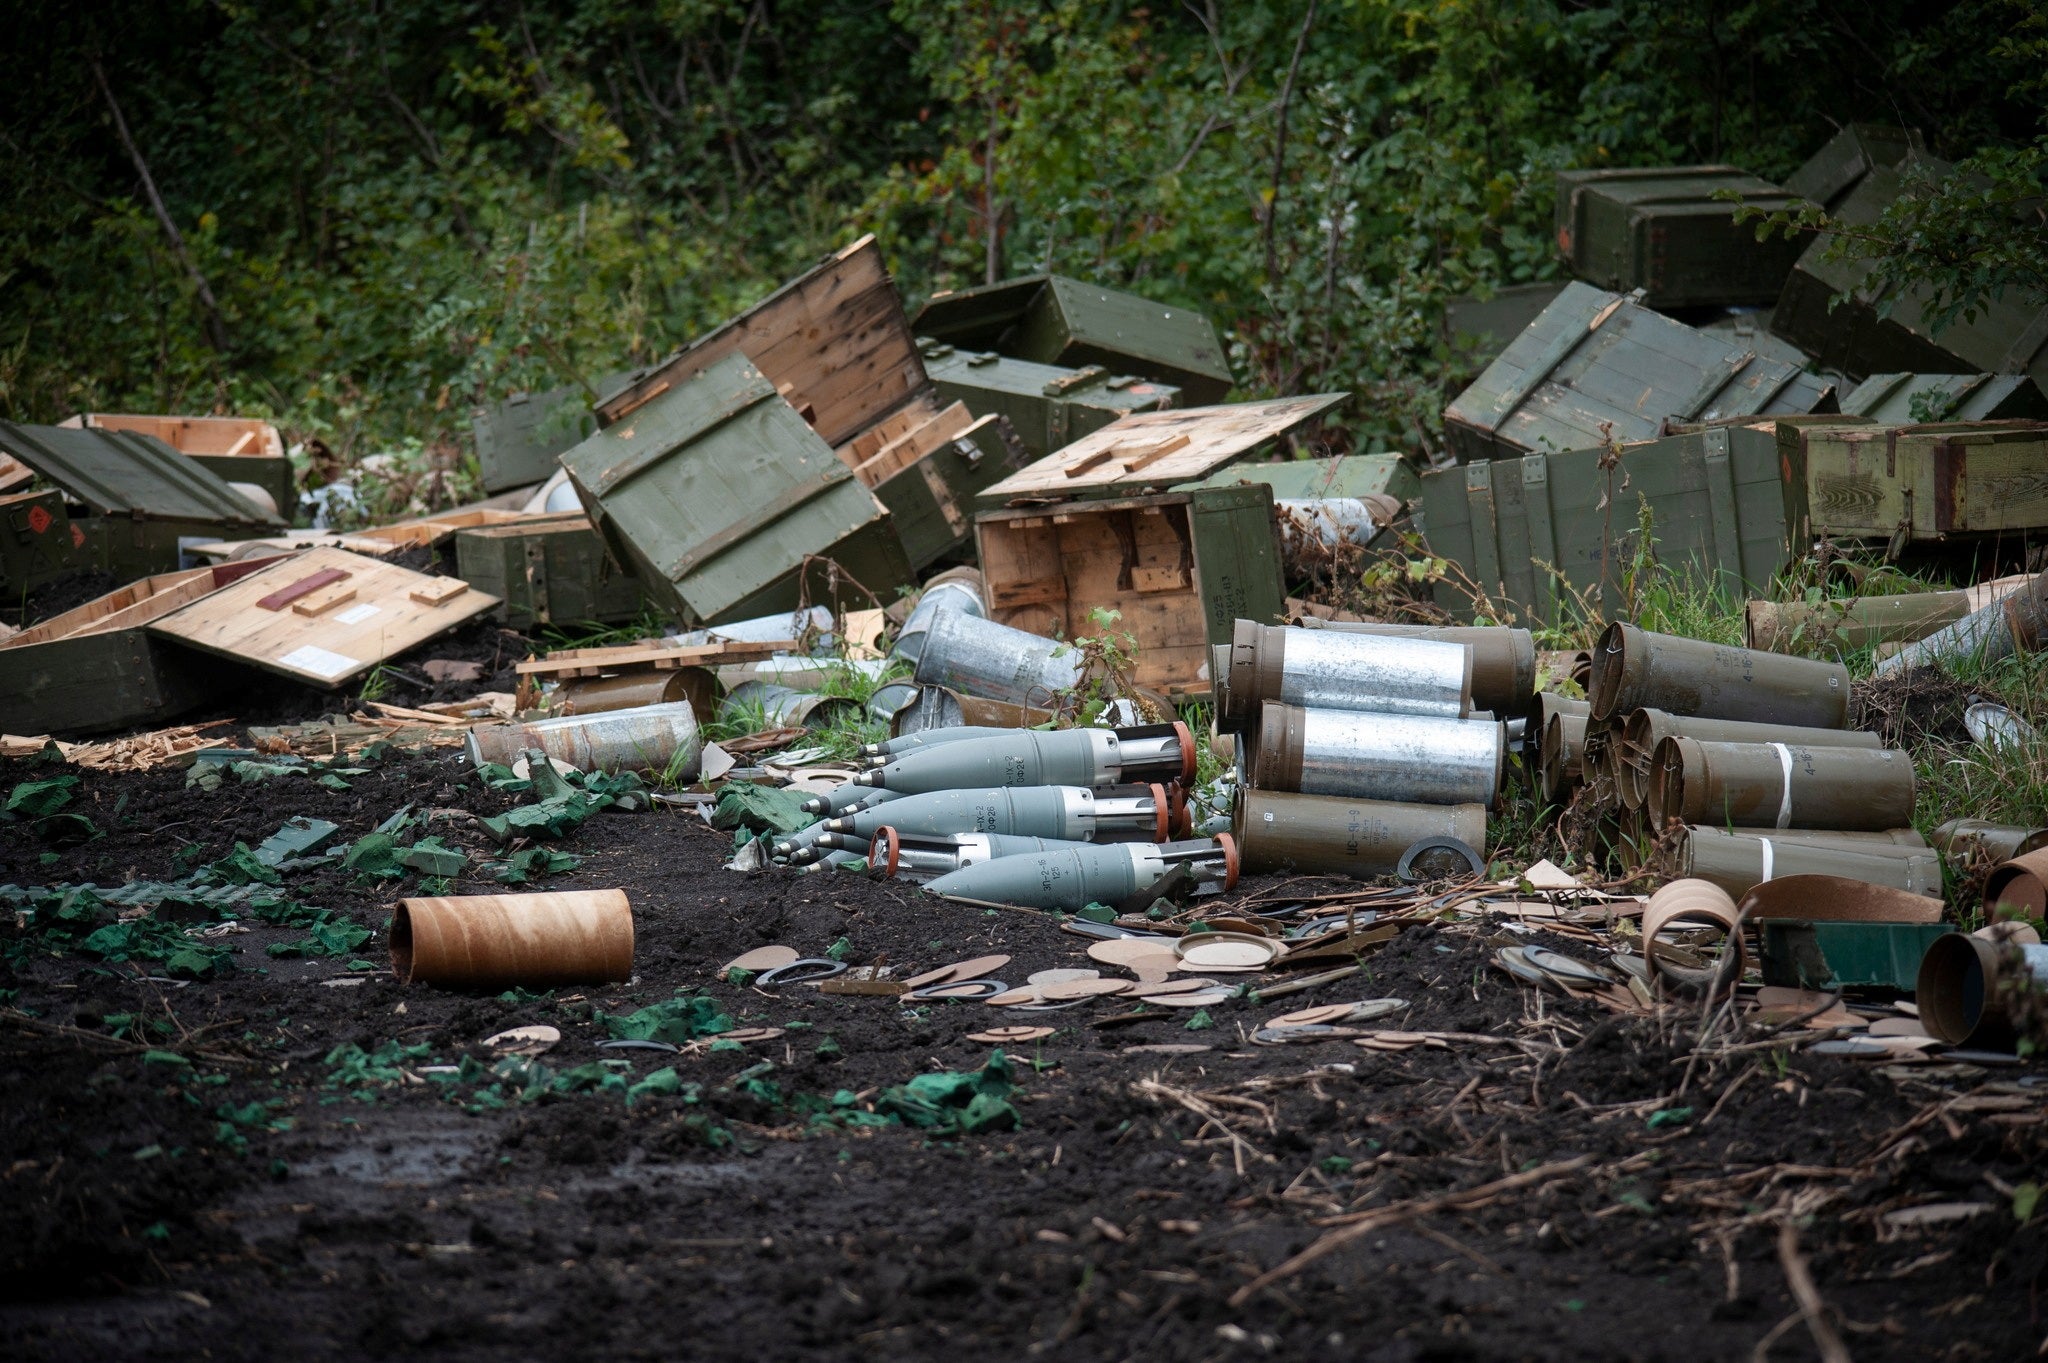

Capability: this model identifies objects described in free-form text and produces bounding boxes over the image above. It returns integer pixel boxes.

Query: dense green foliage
[2,0,2042,499]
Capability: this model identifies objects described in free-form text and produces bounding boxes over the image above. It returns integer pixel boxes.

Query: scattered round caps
[1035,978,1132,1000]
[1028,968,1101,986]
[481,1024,561,1056]
[904,954,1012,990]
[1088,938,1179,967]
[724,945,800,974]
[968,1026,1055,1044]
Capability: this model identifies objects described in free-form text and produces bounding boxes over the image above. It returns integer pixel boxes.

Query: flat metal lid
[979,393,1348,499]
[0,421,282,525]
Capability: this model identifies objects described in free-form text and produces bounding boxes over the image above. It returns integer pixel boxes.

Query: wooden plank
[410,578,471,607]
[981,394,1348,499]
[290,584,358,617]
[66,412,287,459]
[258,568,351,611]
[144,546,499,688]
[854,401,974,486]
[514,639,792,678]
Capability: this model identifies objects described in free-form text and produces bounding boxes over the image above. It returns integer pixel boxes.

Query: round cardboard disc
[968,1026,1056,1044]
[719,1027,786,1044]
[905,953,1012,990]
[1028,968,1101,986]
[920,980,1008,999]
[1124,1043,1212,1054]
[1089,938,1179,966]
[724,945,800,974]
[482,1024,560,1055]
[1139,990,1232,1008]
[1868,1016,1930,1038]
[1128,977,1221,996]
[1180,939,1277,970]
[1035,978,1132,1001]
[1270,1004,1356,1028]
[984,987,1045,1008]
[1130,964,1177,984]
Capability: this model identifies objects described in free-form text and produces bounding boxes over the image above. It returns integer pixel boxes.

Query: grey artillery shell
[1222,621,1473,733]
[867,725,1030,759]
[923,837,1238,911]
[824,783,1173,844]
[1929,818,2048,863]
[1252,702,1503,808]
[911,609,1082,708]
[1233,790,1486,878]
[1296,620,1535,718]
[1588,623,1850,727]
[855,722,1194,794]
[1675,825,1943,899]
[1539,712,1589,803]
[1745,592,1978,654]
[869,829,1093,880]
[1646,737,1915,832]
[1876,577,2048,676]
[1615,708,1883,809]
[465,701,701,777]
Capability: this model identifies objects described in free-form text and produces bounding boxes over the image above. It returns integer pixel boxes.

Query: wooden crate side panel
[1416,464,1479,620]
[73,413,285,458]
[0,630,209,736]
[1187,485,1285,648]
[1935,429,2048,533]
[1801,428,1915,538]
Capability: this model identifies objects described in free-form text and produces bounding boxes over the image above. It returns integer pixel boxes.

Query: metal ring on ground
[755,958,849,987]
[905,977,1010,1001]
[1396,835,1486,883]
[596,1038,680,1053]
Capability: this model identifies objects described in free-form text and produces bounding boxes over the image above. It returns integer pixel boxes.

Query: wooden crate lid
[0,421,283,526]
[593,235,928,451]
[145,546,499,689]
[979,394,1348,500]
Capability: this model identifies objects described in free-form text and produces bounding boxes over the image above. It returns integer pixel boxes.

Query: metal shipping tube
[465,701,701,776]
[1929,818,2048,863]
[1587,622,1850,727]
[1539,712,1588,804]
[1251,702,1502,807]
[924,837,1239,912]
[911,609,1082,707]
[1646,736,1915,832]
[893,568,987,668]
[1745,592,1975,654]
[1223,622,1472,732]
[1234,790,1486,878]
[1615,708,1884,809]
[822,782,1175,844]
[867,829,1092,881]
[1876,576,2048,675]
[1675,827,1943,898]
[719,681,859,732]
[1302,620,1537,718]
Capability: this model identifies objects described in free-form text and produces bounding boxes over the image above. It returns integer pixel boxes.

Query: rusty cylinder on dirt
[867,828,1094,881]
[1983,847,2048,917]
[924,837,1239,911]
[1674,826,1942,899]
[1300,620,1537,719]
[911,609,1082,707]
[1875,576,2048,676]
[819,783,1178,845]
[1917,935,2048,1049]
[1232,790,1486,878]
[853,721,1195,794]
[1646,737,1916,832]
[1930,819,2048,864]
[556,668,719,722]
[1539,712,1589,804]
[464,701,701,777]
[1614,709,1884,809]
[1587,622,1850,728]
[1220,621,1474,734]
[391,890,634,990]
[1250,702,1503,808]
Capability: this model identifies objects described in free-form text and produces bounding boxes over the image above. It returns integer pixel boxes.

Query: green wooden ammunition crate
[1759,919,1949,991]
[471,377,629,495]
[1554,166,1810,308]
[562,353,911,626]
[1841,373,2048,423]
[1419,423,1804,625]
[64,414,296,525]
[1444,282,1838,463]
[184,454,295,523]
[1782,123,1927,213]
[914,274,1233,403]
[0,422,285,580]
[974,482,1283,698]
[0,489,82,598]
[866,414,1032,571]
[453,514,656,629]
[1781,419,2048,548]
[919,341,1179,462]
[1188,453,1420,507]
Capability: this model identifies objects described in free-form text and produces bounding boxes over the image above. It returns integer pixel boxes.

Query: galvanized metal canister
[1588,622,1850,727]
[1234,789,1485,877]
[465,701,702,776]
[1929,818,2048,863]
[1615,708,1883,809]
[893,567,988,667]
[1675,826,1942,898]
[1302,620,1537,718]
[1646,736,1915,831]
[669,604,830,647]
[720,681,859,731]
[1224,621,1473,732]
[1273,494,1398,572]
[911,609,1082,707]
[1251,702,1502,807]
[1877,577,2048,675]
[886,684,1057,737]
[1539,712,1589,803]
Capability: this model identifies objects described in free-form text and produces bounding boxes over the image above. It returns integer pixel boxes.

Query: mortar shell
[923,836,1238,911]
[1251,702,1502,808]
[868,828,1093,880]
[884,685,1057,739]
[1588,622,1850,727]
[1233,789,1485,878]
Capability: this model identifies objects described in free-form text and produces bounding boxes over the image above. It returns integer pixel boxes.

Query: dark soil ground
[1,748,2042,1361]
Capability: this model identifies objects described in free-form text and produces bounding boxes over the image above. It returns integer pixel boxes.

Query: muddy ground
[1,748,2042,1362]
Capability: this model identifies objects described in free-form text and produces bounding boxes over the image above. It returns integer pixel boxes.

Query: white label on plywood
[333,603,382,625]
[278,644,362,679]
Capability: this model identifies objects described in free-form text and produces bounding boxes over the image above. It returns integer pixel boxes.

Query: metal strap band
[1759,836,1775,883]
[1771,743,1794,829]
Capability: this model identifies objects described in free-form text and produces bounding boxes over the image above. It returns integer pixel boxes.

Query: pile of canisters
[765,720,1241,912]
[1214,618,1540,878]
[1558,622,1936,897]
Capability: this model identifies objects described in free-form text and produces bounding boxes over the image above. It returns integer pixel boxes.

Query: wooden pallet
[514,638,794,680]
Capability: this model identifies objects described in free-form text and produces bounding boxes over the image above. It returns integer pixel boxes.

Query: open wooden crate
[63,412,295,522]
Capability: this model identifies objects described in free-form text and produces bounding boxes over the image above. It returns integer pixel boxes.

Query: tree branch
[1263,0,1319,284]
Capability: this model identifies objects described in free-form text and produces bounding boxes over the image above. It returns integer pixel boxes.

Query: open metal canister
[1588,622,1850,727]
[1876,575,2048,676]
[1646,736,1914,832]
[893,567,987,667]
[1917,934,2048,1049]
[912,609,1082,707]
[465,701,701,776]
[1251,701,1502,807]
[1539,711,1588,804]
[1931,819,2048,865]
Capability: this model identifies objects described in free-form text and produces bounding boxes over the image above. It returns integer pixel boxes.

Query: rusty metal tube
[1615,708,1884,809]
[1917,935,2048,1049]
[911,609,1081,707]
[1984,847,2048,917]
[557,669,719,722]
[1539,712,1588,804]
[391,889,634,989]
[1251,702,1502,807]
[465,701,701,776]
[1675,826,1942,898]
[1646,736,1915,831]
[1745,593,1975,654]
[1588,622,1850,727]
[1875,576,2048,675]
[1223,621,1473,732]
[720,680,860,731]
[1301,620,1536,718]
[1233,789,1485,877]
[1930,819,2048,864]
